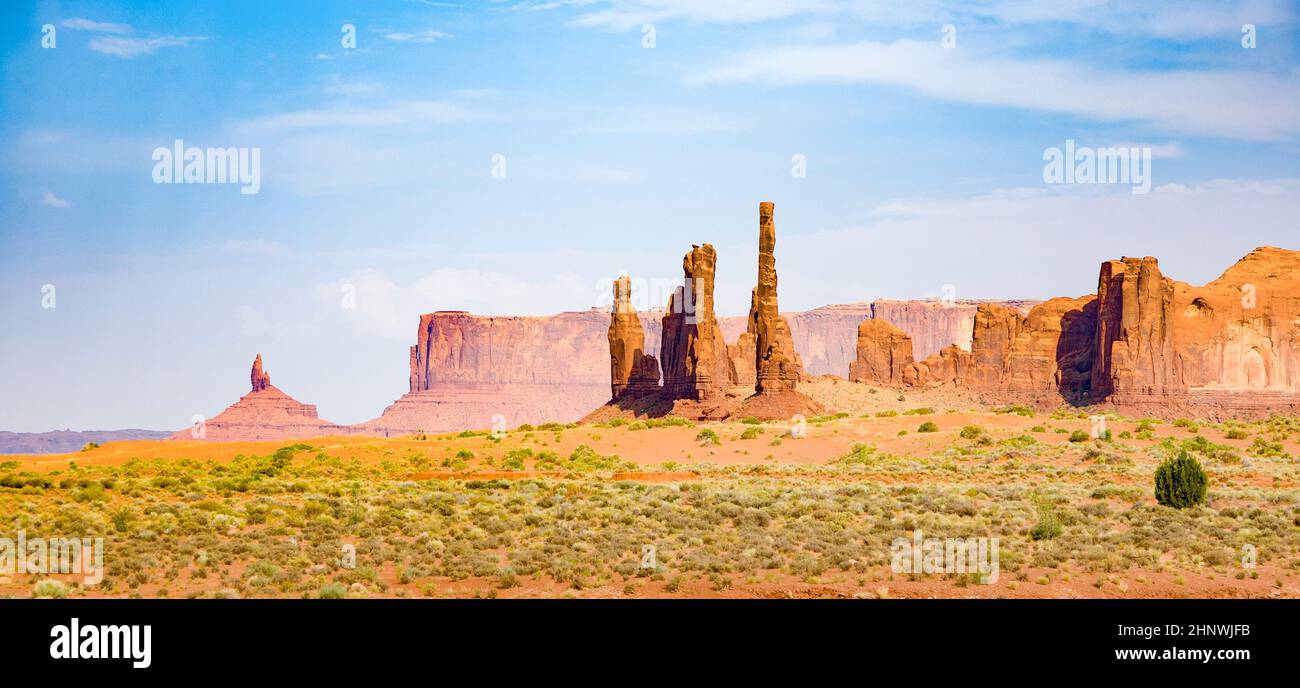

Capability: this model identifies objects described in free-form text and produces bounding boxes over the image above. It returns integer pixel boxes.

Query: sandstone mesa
[171,205,1300,441]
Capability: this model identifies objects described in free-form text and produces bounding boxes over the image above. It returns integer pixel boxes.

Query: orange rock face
[848,319,914,385]
[751,202,804,394]
[851,247,1300,418]
[869,299,1040,360]
[608,276,661,400]
[377,309,615,433]
[660,244,731,401]
[1091,248,1300,415]
[250,353,271,392]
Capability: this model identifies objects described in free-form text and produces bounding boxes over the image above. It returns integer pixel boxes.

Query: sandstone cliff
[848,319,914,385]
[850,247,1300,418]
[608,275,661,399]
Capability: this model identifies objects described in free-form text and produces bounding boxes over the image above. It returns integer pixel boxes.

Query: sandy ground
[3,378,1298,599]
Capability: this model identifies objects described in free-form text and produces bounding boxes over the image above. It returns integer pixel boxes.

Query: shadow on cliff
[1054,299,1098,407]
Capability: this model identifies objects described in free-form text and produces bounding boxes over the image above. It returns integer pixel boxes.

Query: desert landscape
[4,203,1298,599]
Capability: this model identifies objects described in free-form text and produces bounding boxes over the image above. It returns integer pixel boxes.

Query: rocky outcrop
[170,355,349,441]
[750,202,804,394]
[1090,248,1300,415]
[848,319,914,385]
[660,244,731,401]
[251,353,271,392]
[608,276,661,399]
[375,309,615,434]
[850,247,1300,418]
[869,299,1039,361]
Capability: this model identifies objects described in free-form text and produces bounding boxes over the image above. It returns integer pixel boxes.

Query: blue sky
[2,0,1299,431]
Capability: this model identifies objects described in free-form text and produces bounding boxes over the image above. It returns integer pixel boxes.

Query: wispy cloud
[88,35,207,58]
[235,100,479,132]
[61,17,133,34]
[570,0,829,31]
[58,16,206,58]
[692,40,1300,140]
[382,29,452,43]
[40,190,71,208]
[564,0,1297,38]
[320,267,591,337]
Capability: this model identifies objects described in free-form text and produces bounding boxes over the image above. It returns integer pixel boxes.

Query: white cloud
[565,0,1296,37]
[320,267,593,338]
[61,17,133,34]
[571,0,832,30]
[88,35,207,58]
[236,100,479,132]
[772,178,1300,307]
[692,39,1300,140]
[382,29,452,43]
[40,190,71,208]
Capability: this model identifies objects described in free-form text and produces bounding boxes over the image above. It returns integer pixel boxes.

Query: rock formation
[251,353,271,392]
[750,202,804,394]
[869,300,1028,360]
[608,276,661,399]
[170,355,348,441]
[659,244,731,401]
[372,309,617,434]
[848,319,915,385]
[850,247,1300,418]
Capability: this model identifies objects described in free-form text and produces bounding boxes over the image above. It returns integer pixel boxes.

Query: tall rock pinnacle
[751,202,803,394]
[661,244,730,400]
[250,353,271,392]
[608,275,661,400]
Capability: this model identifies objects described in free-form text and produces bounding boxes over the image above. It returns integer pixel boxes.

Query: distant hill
[0,429,170,455]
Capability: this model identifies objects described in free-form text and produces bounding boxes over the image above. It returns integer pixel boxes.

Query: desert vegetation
[2,399,1298,599]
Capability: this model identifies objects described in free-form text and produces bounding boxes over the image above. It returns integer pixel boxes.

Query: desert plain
[4,378,1297,599]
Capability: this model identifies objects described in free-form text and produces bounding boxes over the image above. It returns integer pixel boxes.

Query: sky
[2,0,1299,432]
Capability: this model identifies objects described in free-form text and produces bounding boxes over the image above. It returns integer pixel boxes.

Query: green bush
[917,421,939,433]
[318,583,347,599]
[695,429,721,445]
[959,425,983,439]
[33,579,69,599]
[1029,511,1062,541]
[1154,452,1207,509]
[1068,430,1089,443]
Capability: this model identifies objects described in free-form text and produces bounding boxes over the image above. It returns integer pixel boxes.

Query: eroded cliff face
[1093,248,1300,414]
[380,309,615,434]
[660,244,731,401]
[608,275,661,400]
[869,300,1039,361]
[848,319,914,385]
[850,247,1300,417]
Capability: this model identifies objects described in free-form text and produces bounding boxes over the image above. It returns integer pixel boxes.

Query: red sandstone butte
[660,244,731,401]
[850,247,1300,419]
[169,355,348,441]
[608,275,662,399]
